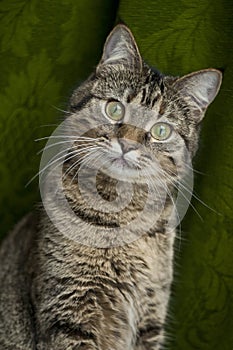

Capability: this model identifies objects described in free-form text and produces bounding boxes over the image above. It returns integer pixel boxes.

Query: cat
[0,24,222,350]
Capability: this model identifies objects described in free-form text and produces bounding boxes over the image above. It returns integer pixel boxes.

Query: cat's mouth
[111,155,136,168]
[100,155,142,182]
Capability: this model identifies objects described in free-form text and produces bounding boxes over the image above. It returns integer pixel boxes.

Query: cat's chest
[129,233,175,284]
[112,233,175,318]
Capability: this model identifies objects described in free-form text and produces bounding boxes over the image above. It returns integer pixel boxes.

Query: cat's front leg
[37,336,97,350]
[135,326,165,350]
[35,298,137,350]
[36,321,134,350]
[135,334,164,350]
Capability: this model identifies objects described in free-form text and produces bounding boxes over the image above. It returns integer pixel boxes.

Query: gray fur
[0,25,222,349]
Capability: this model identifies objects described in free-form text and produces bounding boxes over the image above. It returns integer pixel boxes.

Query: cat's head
[40,25,223,245]
[67,24,222,187]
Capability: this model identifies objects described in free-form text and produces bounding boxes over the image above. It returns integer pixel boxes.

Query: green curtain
[0,0,119,234]
[0,0,232,349]
[118,1,233,349]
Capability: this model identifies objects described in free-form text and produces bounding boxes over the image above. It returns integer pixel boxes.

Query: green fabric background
[0,0,119,233]
[0,1,232,349]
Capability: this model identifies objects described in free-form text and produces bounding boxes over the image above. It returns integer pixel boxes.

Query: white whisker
[157,167,204,221]
[37,140,99,155]
[63,146,103,180]
[165,166,218,214]
[26,145,102,187]
[69,150,105,186]
[51,105,71,114]
[35,135,101,142]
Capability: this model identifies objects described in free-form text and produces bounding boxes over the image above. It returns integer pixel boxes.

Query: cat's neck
[40,171,177,248]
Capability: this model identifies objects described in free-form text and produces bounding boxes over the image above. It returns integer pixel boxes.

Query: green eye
[105,101,124,121]
[150,122,172,141]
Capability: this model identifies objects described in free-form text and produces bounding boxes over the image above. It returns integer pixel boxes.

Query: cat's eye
[150,122,172,141]
[105,101,125,121]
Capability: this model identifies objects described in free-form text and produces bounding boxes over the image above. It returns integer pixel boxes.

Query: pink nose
[118,139,138,154]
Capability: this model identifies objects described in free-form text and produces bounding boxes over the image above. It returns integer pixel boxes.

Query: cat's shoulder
[0,211,38,263]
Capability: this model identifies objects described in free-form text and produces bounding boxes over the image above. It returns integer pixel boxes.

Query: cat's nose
[118,139,137,154]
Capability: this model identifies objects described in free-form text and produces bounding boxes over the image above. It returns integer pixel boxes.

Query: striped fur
[0,25,222,349]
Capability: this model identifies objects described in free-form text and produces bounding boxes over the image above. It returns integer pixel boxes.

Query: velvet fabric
[0,0,232,348]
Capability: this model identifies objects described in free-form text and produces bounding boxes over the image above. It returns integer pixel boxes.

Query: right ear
[97,24,142,71]
[173,69,222,112]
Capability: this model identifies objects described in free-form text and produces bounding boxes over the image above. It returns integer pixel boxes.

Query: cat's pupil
[111,104,121,116]
[158,126,165,136]
[113,105,119,114]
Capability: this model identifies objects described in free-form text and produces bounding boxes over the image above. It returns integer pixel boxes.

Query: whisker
[184,162,207,175]
[142,166,183,247]
[63,146,103,179]
[26,145,102,187]
[38,123,60,128]
[37,140,99,155]
[163,166,219,215]
[156,167,203,221]
[51,105,71,114]
[142,168,164,210]
[69,150,104,186]
[64,154,93,183]
[35,135,101,142]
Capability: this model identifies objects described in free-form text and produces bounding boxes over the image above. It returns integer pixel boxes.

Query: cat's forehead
[92,65,183,126]
[93,65,163,105]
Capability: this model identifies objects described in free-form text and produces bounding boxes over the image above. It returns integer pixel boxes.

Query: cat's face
[66,25,222,188]
[39,25,222,245]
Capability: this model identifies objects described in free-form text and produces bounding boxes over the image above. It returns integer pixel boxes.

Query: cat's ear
[174,69,222,112]
[97,24,142,70]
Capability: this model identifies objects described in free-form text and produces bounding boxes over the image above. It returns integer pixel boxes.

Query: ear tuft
[174,69,222,110]
[98,24,142,70]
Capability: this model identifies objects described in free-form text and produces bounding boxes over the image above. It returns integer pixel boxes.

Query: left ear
[173,69,222,111]
[97,24,142,71]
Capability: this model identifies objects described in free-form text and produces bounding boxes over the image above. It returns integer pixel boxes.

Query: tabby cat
[0,24,222,350]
